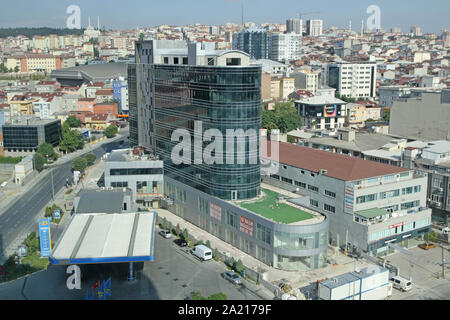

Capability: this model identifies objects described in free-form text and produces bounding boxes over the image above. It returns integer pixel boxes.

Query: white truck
[192,245,212,261]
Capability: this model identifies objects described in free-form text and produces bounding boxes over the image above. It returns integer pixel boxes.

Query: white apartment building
[286,18,303,35]
[291,69,319,94]
[269,33,302,62]
[306,20,323,37]
[326,61,377,99]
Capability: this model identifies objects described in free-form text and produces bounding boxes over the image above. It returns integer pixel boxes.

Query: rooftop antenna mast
[241,2,244,26]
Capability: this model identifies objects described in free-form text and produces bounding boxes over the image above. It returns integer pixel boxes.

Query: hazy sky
[1,0,449,34]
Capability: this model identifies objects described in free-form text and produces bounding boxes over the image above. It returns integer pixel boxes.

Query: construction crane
[298,12,321,20]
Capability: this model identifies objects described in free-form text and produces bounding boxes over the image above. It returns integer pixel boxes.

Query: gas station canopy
[50,212,156,265]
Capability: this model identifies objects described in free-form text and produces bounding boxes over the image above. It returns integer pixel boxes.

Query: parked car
[221,271,242,285]
[443,227,450,235]
[174,238,188,247]
[192,245,212,261]
[419,242,436,250]
[159,230,172,239]
[390,276,412,292]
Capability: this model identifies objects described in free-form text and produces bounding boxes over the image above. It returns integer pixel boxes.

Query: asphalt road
[0,229,262,300]
[0,135,128,260]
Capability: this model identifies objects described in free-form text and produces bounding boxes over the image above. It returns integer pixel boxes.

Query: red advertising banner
[240,216,254,237]
[389,222,404,229]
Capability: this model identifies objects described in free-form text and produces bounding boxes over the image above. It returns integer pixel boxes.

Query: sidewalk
[155,208,373,297]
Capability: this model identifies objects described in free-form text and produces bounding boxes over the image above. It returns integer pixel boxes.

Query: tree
[206,240,212,249]
[72,157,87,172]
[104,124,118,138]
[383,109,390,122]
[328,47,335,55]
[181,228,189,241]
[139,33,145,41]
[14,66,19,73]
[175,223,181,236]
[33,153,45,172]
[65,115,82,128]
[59,122,84,153]
[234,259,245,275]
[261,102,302,134]
[85,153,96,165]
[37,142,56,161]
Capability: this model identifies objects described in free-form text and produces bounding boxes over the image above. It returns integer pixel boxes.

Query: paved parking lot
[387,245,450,300]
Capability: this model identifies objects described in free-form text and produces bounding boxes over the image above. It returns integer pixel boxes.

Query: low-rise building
[262,141,432,256]
[104,148,164,207]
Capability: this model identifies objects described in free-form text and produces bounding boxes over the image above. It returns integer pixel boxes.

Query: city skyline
[0,0,449,34]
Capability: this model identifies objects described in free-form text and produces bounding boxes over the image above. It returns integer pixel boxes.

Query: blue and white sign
[82,131,90,138]
[39,218,52,257]
[53,210,61,219]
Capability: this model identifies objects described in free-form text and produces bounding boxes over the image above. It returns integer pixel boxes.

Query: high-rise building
[391,27,401,34]
[232,28,269,60]
[128,40,261,200]
[442,30,450,47]
[326,61,377,99]
[269,33,302,62]
[410,26,422,36]
[306,19,323,37]
[286,18,303,35]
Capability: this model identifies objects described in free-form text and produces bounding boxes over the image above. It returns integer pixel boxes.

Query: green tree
[181,228,189,241]
[383,109,390,122]
[14,66,19,73]
[139,33,145,41]
[72,157,87,172]
[33,153,45,172]
[37,142,56,161]
[0,63,8,73]
[59,122,84,153]
[328,47,335,55]
[105,124,118,138]
[85,153,96,165]
[175,223,181,236]
[206,240,212,249]
[261,102,302,134]
[65,115,82,128]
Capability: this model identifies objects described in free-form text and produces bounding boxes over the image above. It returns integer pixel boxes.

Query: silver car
[159,230,172,239]
[222,271,243,285]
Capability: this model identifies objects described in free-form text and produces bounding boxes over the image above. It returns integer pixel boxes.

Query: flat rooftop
[50,212,156,265]
[75,188,131,214]
[106,148,162,163]
[238,189,315,225]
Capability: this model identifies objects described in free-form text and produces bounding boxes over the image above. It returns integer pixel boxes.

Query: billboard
[344,183,355,214]
[240,216,254,237]
[324,105,337,117]
[39,218,52,257]
[210,203,222,221]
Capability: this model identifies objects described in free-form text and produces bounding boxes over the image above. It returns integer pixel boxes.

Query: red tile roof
[265,141,409,181]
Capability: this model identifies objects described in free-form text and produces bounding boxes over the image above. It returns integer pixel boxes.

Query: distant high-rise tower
[233,28,269,59]
[361,20,364,36]
[97,16,100,31]
[349,20,352,32]
[411,26,422,36]
[306,19,323,37]
[286,18,303,35]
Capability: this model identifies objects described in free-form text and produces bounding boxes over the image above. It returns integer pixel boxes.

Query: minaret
[97,16,100,31]
[241,2,244,26]
[88,16,91,28]
[361,19,364,36]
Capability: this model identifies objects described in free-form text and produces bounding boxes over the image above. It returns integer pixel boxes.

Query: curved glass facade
[153,65,261,200]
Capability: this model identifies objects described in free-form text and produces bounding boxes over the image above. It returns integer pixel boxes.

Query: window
[310,199,319,207]
[308,185,319,193]
[384,175,395,181]
[402,187,413,195]
[226,58,241,66]
[226,210,237,229]
[295,181,306,188]
[324,204,335,213]
[324,190,336,198]
[401,200,420,210]
[356,193,377,204]
[282,177,293,184]
[198,198,209,214]
[173,57,179,64]
[182,57,188,65]
[111,181,128,188]
[256,223,271,245]
[207,57,215,66]
[380,189,400,199]
[163,57,169,64]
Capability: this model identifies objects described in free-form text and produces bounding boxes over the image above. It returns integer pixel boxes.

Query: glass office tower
[152,64,261,200]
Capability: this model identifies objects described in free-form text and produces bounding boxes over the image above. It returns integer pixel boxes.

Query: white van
[443,227,450,235]
[192,245,212,261]
[390,276,412,292]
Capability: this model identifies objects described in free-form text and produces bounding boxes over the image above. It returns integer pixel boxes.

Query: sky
[0,0,449,34]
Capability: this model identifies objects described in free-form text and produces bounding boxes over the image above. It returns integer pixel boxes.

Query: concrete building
[262,141,432,255]
[290,69,319,95]
[249,59,289,76]
[112,77,128,114]
[286,18,303,35]
[326,61,377,99]
[389,89,450,141]
[73,188,134,214]
[13,155,34,184]
[410,26,422,36]
[306,20,323,37]
[269,33,302,62]
[346,103,382,128]
[104,148,164,207]
[295,92,347,130]
[270,77,295,100]
[232,28,269,60]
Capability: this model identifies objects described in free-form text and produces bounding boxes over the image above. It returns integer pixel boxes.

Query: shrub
[181,228,189,241]
[234,259,245,274]
[175,223,181,236]
[205,240,211,249]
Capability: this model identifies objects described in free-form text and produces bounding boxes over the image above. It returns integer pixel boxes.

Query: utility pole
[51,168,55,200]
[442,244,445,279]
